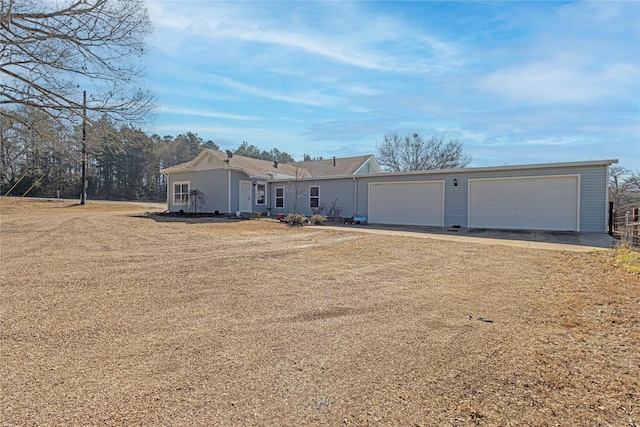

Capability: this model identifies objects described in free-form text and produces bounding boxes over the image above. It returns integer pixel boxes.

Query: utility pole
[80,90,87,205]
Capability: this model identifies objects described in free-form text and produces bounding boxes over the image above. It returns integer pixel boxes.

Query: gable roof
[161,149,311,179]
[209,150,311,178]
[162,150,377,179]
[291,155,378,177]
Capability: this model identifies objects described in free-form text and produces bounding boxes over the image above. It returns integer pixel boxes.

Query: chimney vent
[333,156,336,167]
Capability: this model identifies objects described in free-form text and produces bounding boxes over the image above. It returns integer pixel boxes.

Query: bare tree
[0,0,155,123]
[610,166,640,208]
[286,166,307,214]
[377,132,471,172]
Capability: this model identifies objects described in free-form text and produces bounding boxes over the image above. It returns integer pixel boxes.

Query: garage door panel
[469,176,579,231]
[369,182,444,226]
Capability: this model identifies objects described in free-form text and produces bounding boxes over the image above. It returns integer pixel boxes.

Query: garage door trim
[368,180,445,227]
[467,174,581,231]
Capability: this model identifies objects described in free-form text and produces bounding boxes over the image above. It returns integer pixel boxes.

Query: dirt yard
[1,199,638,426]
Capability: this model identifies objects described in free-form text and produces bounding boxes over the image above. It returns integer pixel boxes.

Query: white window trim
[173,181,190,205]
[275,187,285,209]
[255,182,267,205]
[309,185,320,209]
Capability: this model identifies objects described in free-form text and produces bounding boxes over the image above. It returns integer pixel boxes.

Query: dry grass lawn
[1,199,639,426]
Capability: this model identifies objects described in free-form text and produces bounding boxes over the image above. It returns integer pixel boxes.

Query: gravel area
[1,199,638,426]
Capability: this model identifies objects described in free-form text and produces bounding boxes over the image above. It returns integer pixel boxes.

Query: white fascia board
[161,167,190,175]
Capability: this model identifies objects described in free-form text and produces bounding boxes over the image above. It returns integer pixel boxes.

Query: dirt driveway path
[322,224,614,252]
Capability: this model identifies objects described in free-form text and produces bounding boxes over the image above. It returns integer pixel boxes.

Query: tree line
[0,107,301,201]
[2,1,635,208]
[1,2,474,202]
[0,110,479,202]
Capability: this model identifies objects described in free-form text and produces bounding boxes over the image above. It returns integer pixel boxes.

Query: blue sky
[145,1,640,169]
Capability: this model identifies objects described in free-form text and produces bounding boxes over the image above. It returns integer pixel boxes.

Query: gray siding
[229,170,248,213]
[578,166,608,232]
[353,164,609,232]
[269,178,357,217]
[167,169,237,213]
[252,180,269,214]
[310,178,357,217]
[168,162,610,232]
[355,173,460,225]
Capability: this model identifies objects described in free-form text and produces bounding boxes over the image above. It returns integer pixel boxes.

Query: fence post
[608,201,614,236]
[624,211,630,245]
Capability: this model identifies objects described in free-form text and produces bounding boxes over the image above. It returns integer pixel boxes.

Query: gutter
[264,159,619,183]
[353,176,358,217]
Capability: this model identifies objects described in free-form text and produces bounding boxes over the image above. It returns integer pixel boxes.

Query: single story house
[161,149,617,233]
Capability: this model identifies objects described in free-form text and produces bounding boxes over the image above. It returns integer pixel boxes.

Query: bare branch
[0,0,155,124]
[377,132,471,172]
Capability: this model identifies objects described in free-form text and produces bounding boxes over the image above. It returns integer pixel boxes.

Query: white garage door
[369,181,444,226]
[468,175,579,231]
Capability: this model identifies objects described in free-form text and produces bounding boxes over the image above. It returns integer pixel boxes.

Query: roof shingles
[162,149,371,179]
[291,155,375,177]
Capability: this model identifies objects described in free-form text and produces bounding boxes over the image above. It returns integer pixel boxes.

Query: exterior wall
[229,170,248,213]
[252,180,269,214]
[167,162,610,232]
[268,178,357,217]
[577,166,608,232]
[355,173,459,224]
[352,164,609,232]
[167,168,251,213]
[167,170,228,213]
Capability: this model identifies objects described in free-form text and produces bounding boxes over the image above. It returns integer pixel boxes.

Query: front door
[239,180,252,212]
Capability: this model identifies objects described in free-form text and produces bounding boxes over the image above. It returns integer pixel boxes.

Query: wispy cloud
[148,0,462,74]
[478,62,637,104]
[208,75,341,107]
[216,27,390,71]
[158,107,262,121]
[144,1,639,167]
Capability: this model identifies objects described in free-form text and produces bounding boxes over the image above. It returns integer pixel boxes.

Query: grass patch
[612,245,640,274]
[3,199,640,426]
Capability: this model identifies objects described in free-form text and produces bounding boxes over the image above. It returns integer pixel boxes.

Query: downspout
[353,176,358,217]
[166,174,170,211]
[605,164,611,234]
[228,168,231,213]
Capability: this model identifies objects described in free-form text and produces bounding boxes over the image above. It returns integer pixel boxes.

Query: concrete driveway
[323,224,614,252]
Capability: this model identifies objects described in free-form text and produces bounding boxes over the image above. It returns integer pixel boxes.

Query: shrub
[310,214,327,225]
[312,204,326,216]
[285,213,307,226]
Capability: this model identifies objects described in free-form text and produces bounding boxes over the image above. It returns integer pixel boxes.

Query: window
[173,182,189,204]
[309,186,319,208]
[275,187,284,208]
[256,183,266,205]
